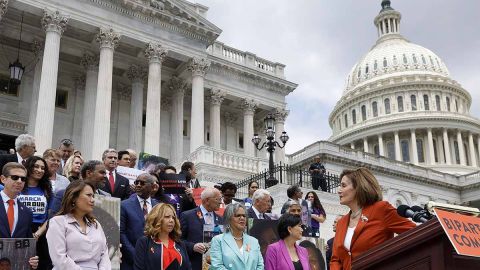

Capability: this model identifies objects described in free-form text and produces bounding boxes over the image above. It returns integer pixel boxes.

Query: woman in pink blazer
[265,214,310,270]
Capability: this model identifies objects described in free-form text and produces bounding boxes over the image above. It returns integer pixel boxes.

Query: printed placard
[0,238,36,270]
[116,166,144,185]
[160,173,187,194]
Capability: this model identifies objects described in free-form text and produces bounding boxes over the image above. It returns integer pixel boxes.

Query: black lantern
[8,12,25,84]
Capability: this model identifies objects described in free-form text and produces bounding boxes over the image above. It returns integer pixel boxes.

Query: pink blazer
[265,240,310,270]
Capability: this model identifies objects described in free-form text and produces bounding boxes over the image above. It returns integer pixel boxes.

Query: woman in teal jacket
[210,203,264,270]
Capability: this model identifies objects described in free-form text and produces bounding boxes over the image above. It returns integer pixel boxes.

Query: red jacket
[330,200,416,270]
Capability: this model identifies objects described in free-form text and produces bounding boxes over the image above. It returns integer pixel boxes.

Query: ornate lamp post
[252,113,289,188]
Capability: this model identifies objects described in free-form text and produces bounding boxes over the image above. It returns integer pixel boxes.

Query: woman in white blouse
[47,181,111,270]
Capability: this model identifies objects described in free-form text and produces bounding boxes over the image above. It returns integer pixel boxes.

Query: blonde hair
[144,203,181,241]
[339,167,382,207]
[42,148,62,160]
[63,154,84,179]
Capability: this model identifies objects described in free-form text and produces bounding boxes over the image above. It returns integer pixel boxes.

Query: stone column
[242,99,257,157]
[144,42,167,155]
[457,130,466,166]
[126,65,147,155]
[168,76,187,163]
[27,40,44,135]
[116,84,131,150]
[72,76,85,145]
[33,10,68,153]
[477,136,480,167]
[443,128,451,165]
[187,58,210,152]
[225,112,237,152]
[410,129,418,165]
[209,89,226,150]
[0,0,8,21]
[80,52,99,160]
[363,138,369,153]
[468,132,477,166]
[350,142,355,149]
[427,128,436,165]
[394,131,401,161]
[274,108,289,163]
[91,28,120,160]
[378,134,384,156]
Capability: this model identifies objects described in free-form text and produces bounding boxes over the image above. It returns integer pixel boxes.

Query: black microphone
[411,205,432,221]
[397,205,429,223]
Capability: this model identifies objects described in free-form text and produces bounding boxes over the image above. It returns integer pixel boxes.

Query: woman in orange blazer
[330,168,416,270]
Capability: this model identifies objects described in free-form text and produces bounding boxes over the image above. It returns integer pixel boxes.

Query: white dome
[344,36,450,94]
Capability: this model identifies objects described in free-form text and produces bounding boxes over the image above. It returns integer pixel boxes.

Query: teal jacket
[210,232,264,270]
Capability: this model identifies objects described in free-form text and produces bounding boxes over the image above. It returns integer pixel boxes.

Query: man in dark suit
[120,173,158,270]
[0,134,36,172]
[56,138,74,175]
[180,187,223,270]
[247,189,272,220]
[0,162,38,269]
[326,215,343,270]
[100,149,130,200]
[179,161,200,212]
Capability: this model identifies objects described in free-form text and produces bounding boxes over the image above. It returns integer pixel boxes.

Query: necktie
[21,160,25,166]
[143,200,148,219]
[205,212,213,224]
[7,200,14,234]
[108,171,115,192]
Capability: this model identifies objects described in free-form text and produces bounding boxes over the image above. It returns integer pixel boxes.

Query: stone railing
[185,146,268,173]
[286,140,461,187]
[208,41,286,79]
[458,171,480,187]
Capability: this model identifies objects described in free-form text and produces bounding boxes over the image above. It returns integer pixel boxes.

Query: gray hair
[81,160,103,179]
[137,173,156,184]
[200,187,218,200]
[15,134,35,151]
[102,148,117,160]
[252,189,270,203]
[285,200,300,209]
[223,203,246,232]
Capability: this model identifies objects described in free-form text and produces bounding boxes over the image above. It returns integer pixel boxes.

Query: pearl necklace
[233,234,244,241]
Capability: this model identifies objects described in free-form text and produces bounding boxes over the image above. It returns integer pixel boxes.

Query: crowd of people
[0,134,418,270]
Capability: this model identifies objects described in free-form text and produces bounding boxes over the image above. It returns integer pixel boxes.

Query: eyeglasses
[307,196,314,199]
[8,175,27,182]
[134,180,147,186]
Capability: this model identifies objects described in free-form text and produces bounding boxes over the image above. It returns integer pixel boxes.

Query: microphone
[411,205,433,221]
[397,205,429,223]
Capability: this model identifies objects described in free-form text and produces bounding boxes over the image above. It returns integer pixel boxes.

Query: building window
[365,64,369,74]
[372,101,378,117]
[0,75,19,96]
[344,114,348,128]
[374,60,378,71]
[464,143,469,165]
[417,139,425,163]
[455,99,459,112]
[387,142,395,159]
[361,105,367,121]
[55,90,69,109]
[423,95,429,110]
[435,95,441,111]
[238,133,244,149]
[454,141,460,164]
[352,109,356,124]
[183,119,188,136]
[446,97,451,111]
[397,96,404,112]
[411,95,417,111]
[142,112,146,127]
[384,98,391,114]
[401,140,410,162]
[412,54,418,64]
[403,54,408,64]
[383,57,388,68]
[433,139,439,163]
[374,144,380,156]
[422,55,427,65]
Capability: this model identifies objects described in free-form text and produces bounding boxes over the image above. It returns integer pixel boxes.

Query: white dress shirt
[1,191,19,235]
[136,195,152,214]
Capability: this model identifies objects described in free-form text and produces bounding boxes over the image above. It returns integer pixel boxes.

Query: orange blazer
[330,200,416,270]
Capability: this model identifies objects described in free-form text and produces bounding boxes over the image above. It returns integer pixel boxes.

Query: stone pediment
[121,0,221,43]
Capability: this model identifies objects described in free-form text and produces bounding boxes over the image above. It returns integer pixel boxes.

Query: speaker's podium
[352,218,480,270]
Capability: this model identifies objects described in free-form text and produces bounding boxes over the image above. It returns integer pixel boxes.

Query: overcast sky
[194,0,480,154]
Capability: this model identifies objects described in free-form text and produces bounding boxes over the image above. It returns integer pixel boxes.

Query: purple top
[311,207,326,228]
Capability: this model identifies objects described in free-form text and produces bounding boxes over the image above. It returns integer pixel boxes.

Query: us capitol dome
[328,0,480,175]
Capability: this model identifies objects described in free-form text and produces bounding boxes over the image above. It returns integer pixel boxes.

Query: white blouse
[344,227,356,251]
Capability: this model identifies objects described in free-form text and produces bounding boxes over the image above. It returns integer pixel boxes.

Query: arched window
[401,140,410,162]
[374,60,378,71]
[397,96,404,112]
[344,114,348,128]
[421,55,427,65]
[416,139,425,163]
[403,54,408,64]
[393,55,398,65]
[446,97,451,111]
[435,95,441,111]
[423,95,429,110]
[361,105,367,121]
[411,95,417,111]
[352,109,357,124]
[412,54,417,64]
[454,141,460,164]
[372,101,378,117]
[383,57,388,68]
[433,139,439,163]
[365,64,369,74]
[387,142,395,159]
[384,98,391,114]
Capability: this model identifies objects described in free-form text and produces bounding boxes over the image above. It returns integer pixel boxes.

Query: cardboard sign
[137,152,168,172]
[160,173,187,194]
[0,239,36,270]
[435,208,480,258]
[93,195,121,269]
[116,166,144,185]
[192,188,204,206]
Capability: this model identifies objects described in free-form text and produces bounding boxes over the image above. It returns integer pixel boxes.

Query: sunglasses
[134,180,147,186]
[8,175,27,182]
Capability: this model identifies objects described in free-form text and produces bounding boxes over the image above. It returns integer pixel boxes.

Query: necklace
[350,208,363,219]
[233,234,244,241]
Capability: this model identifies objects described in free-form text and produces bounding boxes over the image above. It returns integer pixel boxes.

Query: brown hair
[2,162,26,176]
[57,180,97,225]
[63,154,85,179]
[42,149,62,160]
[144,203,181,241]
[339,167,382,207]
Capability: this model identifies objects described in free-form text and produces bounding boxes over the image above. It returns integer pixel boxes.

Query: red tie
[143,200,148,219]
[109,171,115,192]
[7,199,14,234]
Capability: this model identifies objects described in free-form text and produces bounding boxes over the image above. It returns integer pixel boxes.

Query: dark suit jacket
[326,237,334,270]
[247,206,271,220]
[330,201,416,270]
[0,195,33,238]
[134,236,191,270]
[0,154,18,172]
[101,171,130,200]
[120,196,159,270]
[180,206,223,270]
